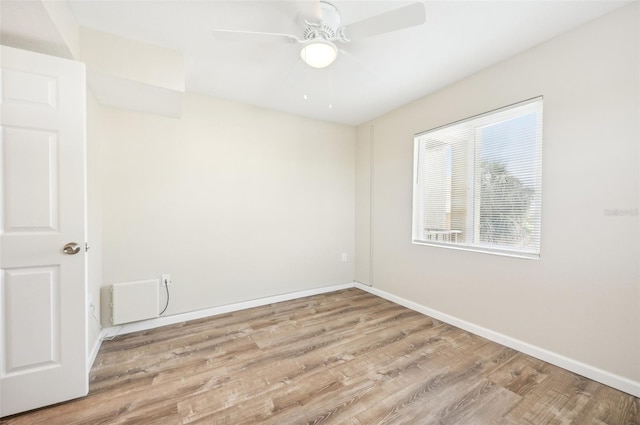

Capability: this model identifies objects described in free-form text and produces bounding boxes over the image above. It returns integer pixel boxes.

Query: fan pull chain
[303,65,308,101]
[328,68,333,109]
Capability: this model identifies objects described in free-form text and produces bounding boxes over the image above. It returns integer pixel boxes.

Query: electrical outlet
[161,274,171,286]
[341,253,347,263]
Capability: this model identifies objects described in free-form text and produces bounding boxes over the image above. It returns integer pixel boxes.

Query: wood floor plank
[488,353,551,397]
[569,384,640,425]
[351,344,518,424]
[2,288,638,425]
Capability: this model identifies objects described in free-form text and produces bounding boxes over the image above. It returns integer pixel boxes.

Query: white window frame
[412,97,543,259]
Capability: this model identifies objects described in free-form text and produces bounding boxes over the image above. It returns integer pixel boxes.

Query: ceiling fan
[212,1,426,69]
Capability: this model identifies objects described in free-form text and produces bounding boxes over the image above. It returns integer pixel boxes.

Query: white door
[0,46,88,417]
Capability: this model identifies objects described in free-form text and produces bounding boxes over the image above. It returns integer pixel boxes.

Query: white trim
[412,239,540,260]
[102,282,356,338]
[369,124,375,286]
[87,329,107,372]
[355,283,640,398]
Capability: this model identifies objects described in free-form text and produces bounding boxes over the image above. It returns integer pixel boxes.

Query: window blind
[412,97,543,258]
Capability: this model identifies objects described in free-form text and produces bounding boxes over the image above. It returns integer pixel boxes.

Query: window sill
[412,239,540,260]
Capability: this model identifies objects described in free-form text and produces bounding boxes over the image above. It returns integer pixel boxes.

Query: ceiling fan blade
[212,29,301,44]
[343,2,426,40]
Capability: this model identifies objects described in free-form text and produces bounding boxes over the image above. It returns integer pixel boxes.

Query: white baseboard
[87,329,107,372]
[355,282,640,398]
[102,282,356,339]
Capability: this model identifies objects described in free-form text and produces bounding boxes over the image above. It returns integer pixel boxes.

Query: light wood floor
[2,288,639,424]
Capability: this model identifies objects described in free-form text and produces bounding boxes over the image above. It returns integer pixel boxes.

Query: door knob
[63,242,81,255]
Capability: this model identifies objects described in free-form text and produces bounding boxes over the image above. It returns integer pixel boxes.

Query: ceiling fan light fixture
[300,38,337,68]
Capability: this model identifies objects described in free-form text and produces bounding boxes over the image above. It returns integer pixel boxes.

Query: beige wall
[355,4,640,384]
[96,93,355,315]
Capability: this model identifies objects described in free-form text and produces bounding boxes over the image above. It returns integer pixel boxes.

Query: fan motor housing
[303,25,336,41]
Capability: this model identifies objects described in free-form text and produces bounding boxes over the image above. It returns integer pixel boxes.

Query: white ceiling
[0,0,75,58]
[63,1,632,125]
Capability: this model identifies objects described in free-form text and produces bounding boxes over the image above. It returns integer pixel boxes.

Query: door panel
[3,267,60,372]
[0,46,87,417]
[2,68,57,109]
[3,127,58,231]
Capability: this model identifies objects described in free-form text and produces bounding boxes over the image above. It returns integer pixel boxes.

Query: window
[412,97,543,258]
